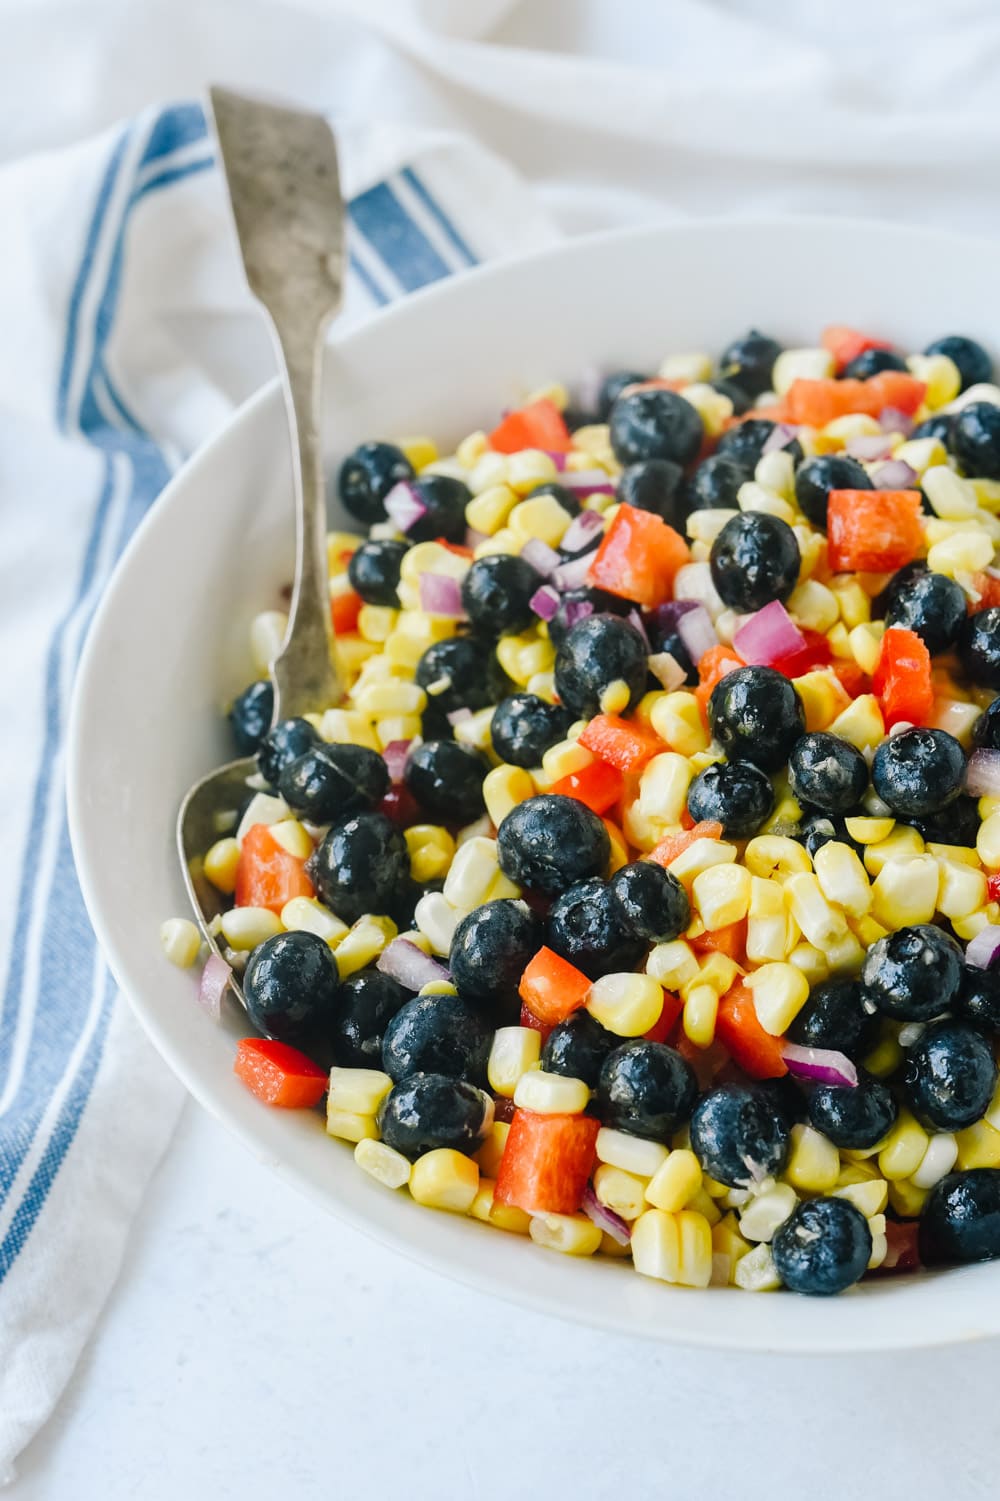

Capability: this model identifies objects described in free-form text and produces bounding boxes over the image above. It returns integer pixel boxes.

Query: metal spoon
[177,86,346,1003]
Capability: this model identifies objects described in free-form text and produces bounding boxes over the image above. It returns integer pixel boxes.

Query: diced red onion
[552,551,596,590]
[419,572,466,617]
[563,599,594,629]
[197,953,231,1022]
[382,739,412,783]
[965,748,1000,798]
[530,585,561,622]
[647,652,687,690]
[627,608,650,649]
[673,561,724,620]
[384,480,428,533]
[676,603,718,665]
[561,508,605,554]
[873,459,918,490]
[845,434,894,462]
[761,421,801,456]
[377,937,451,991]
[781,1043,858,1089]
[880,407,915,437]
[561,469,617,494]
[447,707,472,726]
[965,923,1000,969]
[542,449,568,472]
[581,1182,631,1245]
[519,537,561,578]
[733,599,805,667]
[647,599,699,635]
[464,526,488,550]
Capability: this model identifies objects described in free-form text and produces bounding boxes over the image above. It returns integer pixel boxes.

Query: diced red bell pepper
[549,758,624,815]
[648,820,724,868]
[578,713,663,774]
[827,489,924,574]
[695,644,745,723]
[770,627,832,680]
[831,660,870,699]
[866,370,926,417]
[518,946,592,1026]
[494,1108,600,1215]
[988,874,1000,903]
[435,537,475,559]
[715,982,788,1079]
[785,374,927,426]
[690,918,747,962]
[587,504,690,609]
[519,1001,554,1042]
[233,1037,327,1108]
[234,823,314,914]
[873,626,933,727]
[488,398,570,454]
[674,1033,731,1091]
[968,572,1000,611]
[331,588,363,635]
[822,325,892,374]
[869,1219,922,1275]
[643,989,684,1043]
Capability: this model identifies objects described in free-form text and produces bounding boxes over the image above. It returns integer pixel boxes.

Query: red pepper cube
[234,823,314,914]
[827,489,924,574]
[519,946,592,1027]
[494,1108,600,1215]
[866,371,926,417]
[695,644,745,723]
[234,1037,328,1108]
[643,989,684,1043]
[873,626,933,727]
[822,324,893,374]
[488,398,570,454]
[331,588,363,635]
[714,982,788,1080]
[587,504,690,609]
[549,758,624,815]
[577,713,662,774]
[648,820,724,869]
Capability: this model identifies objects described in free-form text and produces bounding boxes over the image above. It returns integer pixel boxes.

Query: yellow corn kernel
[829,693,886,751]
[746,901,797,964]
[442,836,507,910]
[267,818,314,862]
[649,691,710,756]
[530,1211,602,1257]
[826,927,867,976]
[668,838,739,889]
[895,437,948,477]
[473,527,520,560]
[784,872,849,948]
[160,918,201,969]
[636,752,695,830]
[886,1178,929,1218]
[738,1183,799,1243]
[863,824,925,876]
[474,1122,509,1180]
[681,382,734,437]
[280,896,349,947]
[910,1133,959,1190]
[631,1208,712,1287]
[327,1067,392,1117]
[834,1178,889,1217]
[954,1119,1000,1171]
[928,528,995,576]
[375,714,422,750]
[336,636,381,677]
[927,841,980,869]
[907,352,962,408]
[744,836,811,881]
[469,1179,531,1234]
[691,862,752,931]
[646,939,700,990]
[755,448,796,500]
[790,669,849,733]
[691,952,741,999]
[593,1163,648,1221]
[812,841,872,918]
[712,1212,752,1277]
[659,351,713,384]
[326,531,363,573]
[506,449,559,497]
[773,346,835,394]
[393,435,436,472]
[219,906,283,950]
[748,874,789,918]
[786,579,838,634]
[250,609,288,674]
[334,915,396,978]
[878,1109,930,1181]
[482,765,533,828]
[645,1149,702,1213]
[596,1126,669,1177]
[849,913,889,949]
[354,1137,412,1190]
[737,481,797,524]
[831,578,872,629]
[822,413,883,441]
[467,450,509,494]
[465,482,518,536]
[783,1124,840,1194]
[826,621,853,660]
[487,1027,541,1098]
[235,791,290,846]
[513,1069,589,1115]
[509,494,572,547]
[409,1149,480,1213]
[326,1109,379,1143]
[863,1029,904,1080]
[539,736,592,783]
[203,837,241,894]
[687,508,738,547]
[787,941,830,986]
[384,619,454,670]
[921,463,979,520]
[976,809,1000,870]
[356,605,397,645]
[760,793,804,837]
[587,971,664,1037]
[844,816,894,845]
[936,858,987,920]
[319,707,379,751]
[352,678,427,717]
[597,678,631,715]
[871,854,939,928]
[846,623,882,678]
[682,985,719,1048]
[453,706,498,753]
[685,1187,720,1227]
[745,962,809,1036]
[404,824,456,885]
[732,1242,782,1292]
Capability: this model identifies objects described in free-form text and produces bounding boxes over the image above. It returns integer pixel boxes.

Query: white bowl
[69,218,1000,1352]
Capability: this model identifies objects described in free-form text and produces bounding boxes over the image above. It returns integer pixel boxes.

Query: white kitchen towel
[0,97,556,1482]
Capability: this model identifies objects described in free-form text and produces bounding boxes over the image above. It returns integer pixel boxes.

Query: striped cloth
[0,99,556,1481]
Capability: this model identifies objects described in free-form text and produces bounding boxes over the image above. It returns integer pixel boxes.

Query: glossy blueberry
[905,793,981,849]
[608,861,690,943]
[685,454,749,513]
[772,1198,872,1296]
[952,402,1000,481]
[597,1041,698,1143]
[242,930,340,1045]
[686,759,774,838]
[542,1011,619,1088]
[403,474,469,543]
[617,459,686,528]
[958,608,1000,689]
[690,1083,789,1188]
[710,512,801,611]
[279,743,389,823]
[716,418,803,471]
[842,348,907,379]
[807,1070,898,1150]
[608,388,704,468]
[793,454,872,531]
[415,636,498,722]
[786,977,880,1058]
[954,964,1000,1031]
[755,1074,809,1127]
[337,441,414,525]
[378,1073,492,1161]
[497,794,610,897]
[919,1169,1000,1265]
[709,377,753,415]
[643,619,696,686]
[229,678,274,756]
[973,696,1000,750]
[256,716,322,787]
[347,538,409,607]
[461,554,544,636]
[405,740,488,824]
[547,586,631,650]
[787,732,869,816]
[554,613,648,719]
[308,812,410,926]
[718,330,782,398]
[884,568,967,654]
[330,971,409,1068]
[526,481,582,517]
[708,665,806,772]
[871,727,965,818]
[448,899,544,1019]
[904,1022,998,1131]
[489,693,573,769]
[546,877,646,981]
[925,335,993,392]
[910,413,954,448]
[598,369,649,420]
[381,992,491,1085]
[860,922,963,1021]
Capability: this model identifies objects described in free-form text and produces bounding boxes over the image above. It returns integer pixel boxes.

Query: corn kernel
[335,915,396,978]
[922,463,979,520]
[160,918,201,969]
[409,1149,480,1213]
[405,824,456,885]
[745,962,809,1036]
[472,1123,509,1180]
[871,853,939,928]
[507,449,559,497]
[833,1178,889,1217]
[878,1109,930,1181]
[636,752,695,831]
[219,905,283,950]
[787,941,830,986]
[773,347,834,394]
[733,1242,782,1292]
[680,382,733,437]
[530,1211,602,1256]
[787,579,839,634]
[936,859,987,920]
[280,896,349,947]
[266,818,313,861]
[863,1029,904,1080]
[235,791,290,846]
[738,1183,799,1243]
[646,939,700,990]
[631,1208,713,1287]
[976,808,1000,870]
[487,1027,541,1098]
[453,704,499,752]
[755,448,796,500]
[680,984,716,1048]
[668,838,739,888]
[414,891,462,956]
[954,1118,1000,1171]
[691,862,752,930]
[327,1067,391,1117]
[509,494,572,547]
[813,841,872,918]
[482,764,532,828]
[690,952,741,998]
[783,1124,840,1194]
[586,972,664,1036]
[712,1212,752,1280]
[442,836,506,911]
[644,1149,702,1213]
[594,1163,648,1221]
[744,836,811,881]
[863,824,924,876]
[469,1179,531,1234]
[465,482,518,536]
[927,528,994,576]
[844,816,894,845]
[886,1178,929,1218]
[326,1108,379,1143]
[649,691,710,756]
[784,872,849,948]
[827,693,885,751]
[354,1137,412,1190]
[910,1133,959,1190]
[831,578,872,629]
[249,610,287,674]
[513,1069,589,1115]
[203,837,241,895]
[593,1132,667,1184]
[659,351,713,383]
[907,352,962,408]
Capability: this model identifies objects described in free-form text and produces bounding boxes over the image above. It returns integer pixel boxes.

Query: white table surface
[11,1099,1000,1497]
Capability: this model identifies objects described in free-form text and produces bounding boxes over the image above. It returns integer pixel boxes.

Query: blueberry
[710,512,801,611]
[461,554,543,637]
[382,992,491,1085]
[617,459,686,528]
[547,587,630,650]
[308,812,410,925]
[257,716,322,787]
[378,1073,492,1161]
[229,678,274,755]
[786,977,879,1057]
[448,899,543,1019]
[755,1074,809,1127]
[489,694,573,769]
[598,369,649,421]
[794,455,872,531]
[690,1083,789,1188]
[842,348,907,379]
[903,1021,998,1131]
[608,861,690,943]
[708,665,806,772]
[905,793,981,849]
[919,1169,1000,1264]
[405,740,488,825]
[787,732,869,815]
[415,637,498,722]
[597,1041,698,1142]
[347,539,409,607]
[497,794,610,897]
[924,335,993,393]
[685,454,749,513]
[718,330,781,398]
[910,413,954,448]
[608,388,704,468]
[686,759,774,838]
[279,743,389,823]
[772,1198,872,1296]
[330,971,408,1067]
[954,964,1000,1031]
[709,377,753,416]
[716,418,803,471]
[807,1070,898,1149]
[958,607,1000,689]
[526,481,581,517]
[337,441,414,525]
[973,696,1000,750]
[243,930,340,1045]
[860,922,963,1021]
[546,877,646,981]
[542,1010,619,1087]
[406,475,470,544]
[871,727,965,818]
[953,402,1000,481]
[884,568,967,655]
[554,613,648,718]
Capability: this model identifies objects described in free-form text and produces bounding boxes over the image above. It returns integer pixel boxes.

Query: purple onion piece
[873,459,919,491]
[530,585,561,622]
[384,480,428,533]
[520,537,562,578]
[733,599,805,667]
[581,1182,631,1245]
[966,924,1000,970]
[781,1043,858,1089]
[676,604,718,666]
[965,748,1000,799]
[377,937,451,992]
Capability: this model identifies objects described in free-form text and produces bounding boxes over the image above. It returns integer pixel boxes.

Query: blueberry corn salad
[162,325,1000,1296]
